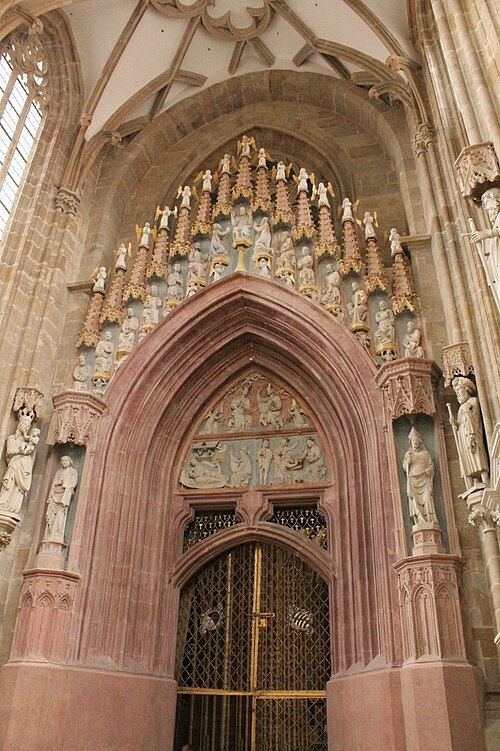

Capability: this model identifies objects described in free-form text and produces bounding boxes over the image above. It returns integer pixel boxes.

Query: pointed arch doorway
[174,540,330,751]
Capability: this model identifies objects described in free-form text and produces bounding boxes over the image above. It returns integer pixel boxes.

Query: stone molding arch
[70,273,398,680]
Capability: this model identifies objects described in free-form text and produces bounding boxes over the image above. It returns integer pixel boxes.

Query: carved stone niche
[376,359,440,423]
[47,390,106,451]
[441,341,474,387]
[395,556,467,662]
[10,568,80,663]
[454,142,500,200]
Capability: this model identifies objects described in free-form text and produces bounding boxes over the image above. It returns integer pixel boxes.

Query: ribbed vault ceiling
[2,1,418,140]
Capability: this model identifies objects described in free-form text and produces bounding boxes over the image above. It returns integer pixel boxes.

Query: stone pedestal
[411,522,445,555]
[35,539,67,569]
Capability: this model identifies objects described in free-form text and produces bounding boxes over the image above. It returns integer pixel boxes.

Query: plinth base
[411,523,445,555]
[36,539,67,569]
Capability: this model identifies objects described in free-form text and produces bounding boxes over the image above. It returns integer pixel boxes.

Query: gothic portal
[0,3,499,751]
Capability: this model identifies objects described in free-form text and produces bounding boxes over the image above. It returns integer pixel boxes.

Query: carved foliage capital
[412,122,434,157]
[454,142,500,200]
[468,503,500,532]
[441,342,474,387]
[47,391,106,449]
[55,187,81,216]
[376,359,439,421]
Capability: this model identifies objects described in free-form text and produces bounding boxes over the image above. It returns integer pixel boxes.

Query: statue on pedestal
[72,355,90,391]
[448,377,489,486]
[0,416,39,516]
[44,456,78,543]
[403,427,438,526]
[470,187,500,311]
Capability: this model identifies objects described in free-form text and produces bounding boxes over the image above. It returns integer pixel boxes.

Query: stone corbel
[375,358,440,424]
[47,391,106,453]
[55,186,81,216]
[454,142,500,201]
[441,341,474,387]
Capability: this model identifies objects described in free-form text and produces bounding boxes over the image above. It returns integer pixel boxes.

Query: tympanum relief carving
[180,373,328,489]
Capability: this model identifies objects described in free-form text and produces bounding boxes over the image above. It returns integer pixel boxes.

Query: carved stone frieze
[376,359,440,421]
[179,372,328,489]
[395,556,467,662]
[47,391,106,450]
[441,342,474,387]
[55,187,81,216]
[454,142,500,200]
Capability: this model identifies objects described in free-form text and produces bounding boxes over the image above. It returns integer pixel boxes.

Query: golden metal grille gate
[174,542,330,751]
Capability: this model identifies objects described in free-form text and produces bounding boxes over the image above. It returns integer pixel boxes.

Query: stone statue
[239,135,254,157]
[140,222,151,247]
[289,400,307,428]
[180,445,228,489]
[165,263,184,302]
[0,416,39,515]
[231,205,252,245]
[374,300,396,345]
[72,354,90,391]
[253,216,272,254]
[44,456,78,543]
[257,382,282,429]
[317,182,330,208]
[341,198,353,222]
[116,243,128,270]
[299,437,326,482]
[297,247,315,286]
[470,187,500,309]
[228,384,251,432]
[229,446,252,487]
[117,308,139,351]
[221,153,231,173]
[402,321,424,358]
[449,377,489,485]
[202,170,212,192]
[141,286,162,328]
[180,186,191,208]
[347,281,367,324]
[275,161,286,181]
[159,205,176,230]
[258,147,267,167]
[272,437,298,484]
[201,406,223,435]
[281,270,295,288]
[187,243,206,281]
[210,223,229,258]
[211,261,226,282]
[363,211,376,239]
[389,227,403,256]
[94,331,114,375]
[256,257,271,277]
[92,266,107,293]
[320,264,341,306]
[276,232,296,270]
[297,167,310,194]
[403,427,438,526]
[257,439,272,484]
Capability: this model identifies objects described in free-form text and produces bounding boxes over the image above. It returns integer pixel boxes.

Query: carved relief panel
[179,372,329,489]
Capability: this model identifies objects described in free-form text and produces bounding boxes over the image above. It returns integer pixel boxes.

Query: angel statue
[295,167,313,194]
[220,153,232,173]
[389,227,403,256]
[177,185,191,209]
[340,197,358,223]
[316,181,334,208]
[156,204,177,230]
[238,134,256,158]
[362,211,377,239]
[201,170,213,192]
[115,243,130,271]
[231,205,253,245]
[136,222,152,248]
[258,147,271,168]
[274,160,290,182]
[91,266,107,293]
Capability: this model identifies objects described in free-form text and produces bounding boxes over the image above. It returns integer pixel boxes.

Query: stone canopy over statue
[179,373,328,489]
